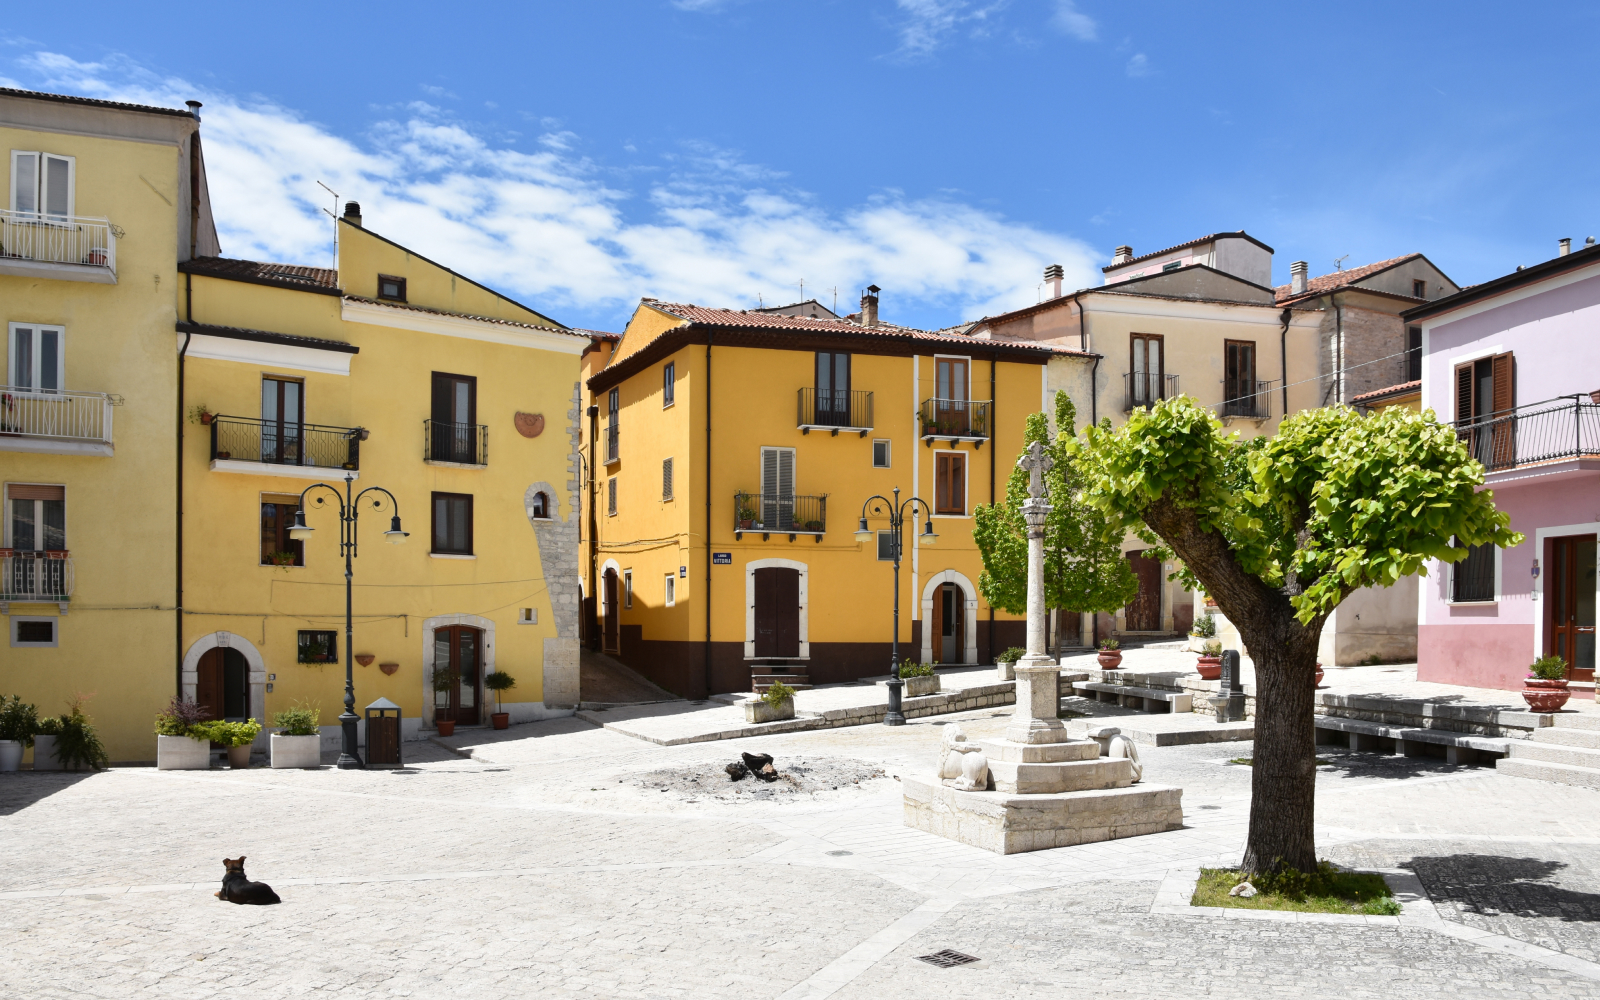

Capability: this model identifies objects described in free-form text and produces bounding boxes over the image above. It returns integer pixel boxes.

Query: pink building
[1409,239,1600,694]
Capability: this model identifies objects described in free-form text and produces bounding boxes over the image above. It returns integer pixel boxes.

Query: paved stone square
[5,704,1600,998]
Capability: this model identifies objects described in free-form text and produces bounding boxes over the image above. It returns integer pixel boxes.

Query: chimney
[185,99,203,121]
[1043,263,1064,300]
[343,201,363,228]
[1290,260,1309,296]
[861,285,880,328]
[1560,237,1572,256]
[1112,245,1133,265]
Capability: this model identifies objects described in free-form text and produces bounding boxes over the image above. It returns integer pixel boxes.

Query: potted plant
[745,680,796,723]
[32,716,61,770]
[51,697,108,772]
[1524,655,1572,712]
[737,501,756,530]
[154,697,213,770]
[484,671,516,730]
[270,704,322,768]
[803,520,824,532]
[1189,612,1217,649]
[1097,637,1123,669]
[432,668,457,736]
[189,404,215,426]
[996,646,1026,680]
[899,662,941,698]
[0,695,38,772]
[1314,663,1326,688]
[200,720,262,769]
[1196,640,1223,680]
[268,551,298,567]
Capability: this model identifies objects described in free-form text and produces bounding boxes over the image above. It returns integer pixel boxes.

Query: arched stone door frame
[421,614,496,730]
[182,632,268,743]
[919,569,979,665]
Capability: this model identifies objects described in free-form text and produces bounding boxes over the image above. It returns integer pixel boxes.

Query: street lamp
[856,486,936,726]
[291,472,408,769]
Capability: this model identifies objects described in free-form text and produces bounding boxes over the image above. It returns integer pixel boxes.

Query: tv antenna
[1333,254,1349,272]
[317,180,340,268]
[825,286,838,315]
[796,278,804,304]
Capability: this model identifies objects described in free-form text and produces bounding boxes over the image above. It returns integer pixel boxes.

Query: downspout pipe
[1278,307,1291,418]
[705,330,714,699]
[177,283,191,696]
[1325,292,1344,406]
[989,352,996,666]
[1074,289,1096,425]
[587,399,599,649]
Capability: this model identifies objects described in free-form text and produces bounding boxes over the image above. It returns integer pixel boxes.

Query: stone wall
[524,379,584,709]
[1318,304,1411,404]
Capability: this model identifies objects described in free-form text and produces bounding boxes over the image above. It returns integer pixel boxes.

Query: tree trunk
[1235,614,1322,875]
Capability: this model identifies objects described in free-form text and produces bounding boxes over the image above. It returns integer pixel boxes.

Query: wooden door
[935,583,963,663]
[433,626,482,725]
[931,584,946,663]
[1549,535,1597,682]
[753,567,800,658]
[431,373,477,463]
[602,569,620,654]
[1124,550,1162,631]
[196,647,249,722]
[935,358,970,434]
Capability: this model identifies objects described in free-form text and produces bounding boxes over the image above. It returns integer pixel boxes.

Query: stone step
[1507,740,1600,769]
[750,666,809,676]
[752,680,811,692]
[902,776,1185,855]
[978,738,1102,764]
[986,757,1134,795]
[1531,725,1600,749]
[1550,713,1600,732]
[1495,756,1600,790]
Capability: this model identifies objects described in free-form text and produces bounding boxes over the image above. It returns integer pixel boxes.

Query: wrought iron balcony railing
[919,398,991,441]
[1219,379,1276,419]
[1,550,72,602]
[798,388,874,433]
[1124,372,1180,411]
[734,492,827,537]
[0,209,117,274]
[210,415,361,470]
[605,422,620,464]
[0,387,115,444]
[1458,395,1600,473]
[425,419,487,465]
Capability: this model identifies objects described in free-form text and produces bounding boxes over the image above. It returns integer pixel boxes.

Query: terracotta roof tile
[1274,255,1421,304]
[0,86,197,118]
[646,301,1040,351]
[180,256,340,293]
[343,295,582,337]
[1351,379,1421,404]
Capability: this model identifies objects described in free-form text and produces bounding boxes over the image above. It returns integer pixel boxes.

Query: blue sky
[5,2,1598,332]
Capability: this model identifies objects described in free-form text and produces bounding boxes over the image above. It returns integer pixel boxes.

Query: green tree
[974,391,1137,642]
[1076,398,1520,874]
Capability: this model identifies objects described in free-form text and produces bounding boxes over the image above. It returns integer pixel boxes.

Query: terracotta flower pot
[1196,655,1222,681]
[1523,678,1571,713]
[227,745,252,769]
[436,720,456,737]
[1314,665,1325,688]
[1097,650,1123,669]
[491,712,509,730]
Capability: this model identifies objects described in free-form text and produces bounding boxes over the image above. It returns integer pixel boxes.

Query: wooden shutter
[775,568,800,657]
[662,458,673,501]
[1491,353,1514,416]
[936,454,966,514]
[1455,363,1474,424]
[7,484,64,500]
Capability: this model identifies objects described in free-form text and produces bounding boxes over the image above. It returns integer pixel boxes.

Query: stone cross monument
[1008,441,1063,745]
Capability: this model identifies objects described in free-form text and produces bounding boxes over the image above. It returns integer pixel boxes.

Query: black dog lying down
[215,856,280,905]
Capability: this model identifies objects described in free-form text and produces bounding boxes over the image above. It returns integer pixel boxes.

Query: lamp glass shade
[287,511,314,541]
[854,516,873,544]
[384,515,409,544]
[918,520,938,546]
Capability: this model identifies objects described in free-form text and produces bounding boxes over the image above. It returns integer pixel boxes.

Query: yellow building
[580,291,1055,697]
[2,87,589,762]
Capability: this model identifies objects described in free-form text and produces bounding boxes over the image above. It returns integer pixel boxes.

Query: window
[873,439,891,468]
[663,362,675,407]
[1406,326,1422,383]
[431,492,473,554]
[1452,541,1496,602]
[760,446,796,529]
[298,630,338,663]
[815,351,851,425]
[1223,340,1257,417]
[935,357,969,401]
[1455,352,1514,466]
[1412,279,1427,299]
[7,483,65,552]
[607,476,618,516]
[430,372,478,463]
[1130,333,1165,407]
[261,495,304,566]
[261,376,304,465]
[11,617,57,648]
[10,150,74,221]
[624,569,633,609]
[377,274,407,302]
[877,529,896,561]
[662,457,674,501]
[529,491,550,519]
[1162,261,1182,272]
[935,452,966,515]
[518,607,538,625]
[665,573,676,607]
[606,387,620,463]
[8,324,64,392]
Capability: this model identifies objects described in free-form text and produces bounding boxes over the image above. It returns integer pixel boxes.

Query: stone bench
[1073,682,1192,714]
[1313,715,1510,765]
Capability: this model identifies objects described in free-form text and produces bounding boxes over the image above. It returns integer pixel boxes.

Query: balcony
[210,415,362,479]
[1217,380,1276,424]
[425,419,487,467]
[1124,372,1180,412]
[605,422,620,465]
[734,492,827,541]
[0,387,117,457]
[1,550,72,611]
[0,209,119,284]
[919,398,991,446]
[1459,395,1600,482]
[798,388,874,436]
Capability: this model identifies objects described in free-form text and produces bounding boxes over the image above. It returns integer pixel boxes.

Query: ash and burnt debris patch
[630,756,889,801]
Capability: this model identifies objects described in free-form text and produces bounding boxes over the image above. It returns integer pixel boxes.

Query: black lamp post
[288,472,408,769]
[855,486,938,726]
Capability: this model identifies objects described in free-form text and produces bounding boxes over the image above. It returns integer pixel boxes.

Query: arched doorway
[932,582,966,664]
[433,626,482,726]
[197,647,250,721]
[602,567,620,654]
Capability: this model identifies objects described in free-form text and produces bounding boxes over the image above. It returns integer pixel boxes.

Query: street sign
[712,552,732,565]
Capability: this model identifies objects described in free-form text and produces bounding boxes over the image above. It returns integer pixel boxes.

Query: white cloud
[893,0,1009,59]
[9,51,1100,327]
[1049,1,1097,41]
[1126,53,1151,78]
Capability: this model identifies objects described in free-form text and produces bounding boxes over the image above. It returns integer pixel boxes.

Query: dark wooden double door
[753,567,800,658]
[197,647,249,722]
[1124,550,1163,632]
[434,626,482,725]
[1548,535,1597,682]
[931,582,965,664]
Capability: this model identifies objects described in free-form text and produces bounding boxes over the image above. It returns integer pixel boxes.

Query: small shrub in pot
[1097,637,1123,669]
[1523,655,1572,712]
[0,695,39,772]
[271,703,322,769]
[898,662,941,697]
[155,697,212,770]
[485,671,516,730]
[746,680,797,723]
[52,697,108,772]
[198,719,263,769]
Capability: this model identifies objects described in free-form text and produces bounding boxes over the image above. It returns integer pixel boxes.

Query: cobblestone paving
[3,706,1600,997]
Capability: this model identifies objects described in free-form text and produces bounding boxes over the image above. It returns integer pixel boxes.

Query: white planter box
[996,661,1017,681]
[31,735,60,771]
[904,675,942,698]
[157,734,211,770]
[0,740,22,771]
[271,734,321,769]
[744,697,795,723]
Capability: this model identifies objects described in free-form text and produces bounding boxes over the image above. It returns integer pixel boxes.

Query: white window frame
[932,448,968,518]
[877,529,896,562]
[5,483,66,551]
[624,569,633,609]
[10,616,59,648]
[8,323,65,392]
[665,573,676,607]
[663,362,675,408]
[872,438,891,469]
[932,353,974,401]
[10,150,76,220]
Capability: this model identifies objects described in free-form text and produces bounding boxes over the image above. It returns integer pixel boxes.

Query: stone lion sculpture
[937,723,990,791]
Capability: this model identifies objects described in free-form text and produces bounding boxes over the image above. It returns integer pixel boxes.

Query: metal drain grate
[826,850,853,856]
[916,950,979,968]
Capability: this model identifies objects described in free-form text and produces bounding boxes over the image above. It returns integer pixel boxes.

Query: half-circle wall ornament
[514,412,545,438]
[355,654,375,667]
[379,662,399,676]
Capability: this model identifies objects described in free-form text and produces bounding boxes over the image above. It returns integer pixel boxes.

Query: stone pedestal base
[903,775,1184,855]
